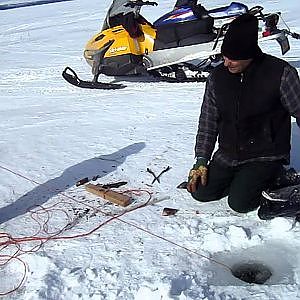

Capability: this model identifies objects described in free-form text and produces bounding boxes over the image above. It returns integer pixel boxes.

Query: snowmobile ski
[62,67,126,90]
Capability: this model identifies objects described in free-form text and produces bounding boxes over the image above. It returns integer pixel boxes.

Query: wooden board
[85,183,131,207]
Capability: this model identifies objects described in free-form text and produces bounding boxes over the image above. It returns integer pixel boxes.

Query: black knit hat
[221,13,260,60]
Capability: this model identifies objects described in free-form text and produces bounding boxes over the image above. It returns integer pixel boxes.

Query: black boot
[258,186,300,220]
[270,167,300,190]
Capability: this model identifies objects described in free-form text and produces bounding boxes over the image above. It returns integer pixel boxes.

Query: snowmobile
[62,0,300,90]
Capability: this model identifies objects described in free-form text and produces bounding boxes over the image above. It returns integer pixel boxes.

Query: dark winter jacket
[215,54,290,160]
[195,53,300,166]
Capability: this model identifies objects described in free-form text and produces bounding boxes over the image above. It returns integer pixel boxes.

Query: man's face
[223,56,253,73]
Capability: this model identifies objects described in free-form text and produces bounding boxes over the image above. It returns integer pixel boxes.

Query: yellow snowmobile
[62,1,299,90]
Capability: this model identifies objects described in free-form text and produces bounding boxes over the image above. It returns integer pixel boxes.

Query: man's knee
[228,196,260,213]
[190,188,220,202]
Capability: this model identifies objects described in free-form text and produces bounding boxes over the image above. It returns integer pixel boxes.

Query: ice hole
[231,262,272,284]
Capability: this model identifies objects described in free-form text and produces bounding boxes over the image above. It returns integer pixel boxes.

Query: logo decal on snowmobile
[165,11,194,21]
[109,46,128,54]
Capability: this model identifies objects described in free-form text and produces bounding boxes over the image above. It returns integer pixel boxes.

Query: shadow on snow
[0,142,145,224]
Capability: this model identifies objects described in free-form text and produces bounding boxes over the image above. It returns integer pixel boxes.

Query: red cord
[0,163,232,297]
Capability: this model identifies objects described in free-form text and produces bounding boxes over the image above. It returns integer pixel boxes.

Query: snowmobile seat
[154,32,216,50]
[178,32,216,47]
[154,16,214,50]
[155,16,214,42]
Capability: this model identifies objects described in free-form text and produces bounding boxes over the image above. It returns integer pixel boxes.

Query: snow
[0,0,300,299]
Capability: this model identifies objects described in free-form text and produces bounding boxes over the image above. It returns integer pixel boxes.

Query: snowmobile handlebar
[124,1,158,8]
[282,29,300,40]
[248,5,264,16]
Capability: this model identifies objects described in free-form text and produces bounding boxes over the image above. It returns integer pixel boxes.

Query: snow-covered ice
[0,0,300,299]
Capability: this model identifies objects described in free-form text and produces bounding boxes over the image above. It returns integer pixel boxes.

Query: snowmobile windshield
[102,0,142,30]
[106,0,141,20]
[154,6,197,27]
[208,2,248,19]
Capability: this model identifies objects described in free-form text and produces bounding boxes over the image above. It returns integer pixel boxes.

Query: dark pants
[191,160,283,213]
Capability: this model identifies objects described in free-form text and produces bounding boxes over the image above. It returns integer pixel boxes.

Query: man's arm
[194,74,219,159]
[280,64,300,127]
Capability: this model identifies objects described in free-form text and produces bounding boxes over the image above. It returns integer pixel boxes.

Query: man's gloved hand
[187,157,208,193]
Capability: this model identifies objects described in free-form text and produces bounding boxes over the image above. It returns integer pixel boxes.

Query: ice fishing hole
[231,262,272,284]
